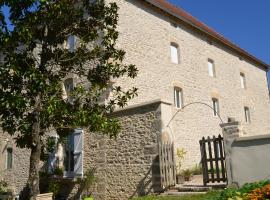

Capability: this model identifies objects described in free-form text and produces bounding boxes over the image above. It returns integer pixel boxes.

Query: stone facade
[112,0,270,168]
[0,131,30,198]
[58,100,163,200]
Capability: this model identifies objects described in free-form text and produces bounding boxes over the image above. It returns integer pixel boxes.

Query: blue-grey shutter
[73,128,83,177]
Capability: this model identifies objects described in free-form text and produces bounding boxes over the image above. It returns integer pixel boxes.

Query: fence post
[220,121,240,187]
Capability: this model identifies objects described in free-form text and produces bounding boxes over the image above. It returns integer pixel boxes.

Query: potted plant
[176,148,186,184]
[182,169,192,182]
[80,169,96,200]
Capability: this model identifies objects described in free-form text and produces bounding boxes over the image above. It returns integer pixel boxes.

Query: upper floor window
[174,87,183,109]
[208,59,215,77]
[6,147,13,169]
[64,78,74,102]
[170,43,179,64]
[244,107,251,123]
[212,98,219,116]
[240,73,246,89]
[67,35,76,52]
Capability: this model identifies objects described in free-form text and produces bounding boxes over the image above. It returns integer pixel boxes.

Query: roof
[143,0,269,69]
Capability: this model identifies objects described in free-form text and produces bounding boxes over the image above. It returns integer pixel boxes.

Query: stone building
[1,0,270,199]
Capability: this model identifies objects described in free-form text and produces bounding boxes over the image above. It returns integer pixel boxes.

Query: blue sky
[169,0,270,86]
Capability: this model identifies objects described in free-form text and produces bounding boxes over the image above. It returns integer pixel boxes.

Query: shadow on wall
[129,155,162,199]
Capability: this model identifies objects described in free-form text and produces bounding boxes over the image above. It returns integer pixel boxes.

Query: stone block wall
[110,0,270,168]
[62,101,163,200]
[0,131,30,198]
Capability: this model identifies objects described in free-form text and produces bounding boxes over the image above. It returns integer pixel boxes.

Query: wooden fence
[159,142,176,189]
[199,135,227,186]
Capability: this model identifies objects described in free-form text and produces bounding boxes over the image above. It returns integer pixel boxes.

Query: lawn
[133,191,222,200]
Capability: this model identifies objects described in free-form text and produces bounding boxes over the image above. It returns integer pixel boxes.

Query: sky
[169,0,270,87]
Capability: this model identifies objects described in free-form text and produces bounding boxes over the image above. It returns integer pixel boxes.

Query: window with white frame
[244,107,251,123]
[6,147,12,169]
[212,98,219,116]
[240,73,246,89]
[170,43,179,64]
[208,59,215,77]
[174,87,183,109]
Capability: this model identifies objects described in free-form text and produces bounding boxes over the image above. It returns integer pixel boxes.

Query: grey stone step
[171,185,212,192]
[161,191,207,196]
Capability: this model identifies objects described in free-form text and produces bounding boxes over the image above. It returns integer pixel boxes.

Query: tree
[0,1,138,199]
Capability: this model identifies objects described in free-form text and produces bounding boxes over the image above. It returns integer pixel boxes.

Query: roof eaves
[143,0,269,70]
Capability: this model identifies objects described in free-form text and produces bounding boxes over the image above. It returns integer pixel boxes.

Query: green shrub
[219,180,270,200]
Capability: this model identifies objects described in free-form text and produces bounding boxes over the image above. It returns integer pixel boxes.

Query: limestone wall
[85,101,162,200]
[0,132,30,198]
[112,0,270,168]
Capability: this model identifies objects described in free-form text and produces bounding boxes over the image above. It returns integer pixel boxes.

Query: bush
[220,180,270,200]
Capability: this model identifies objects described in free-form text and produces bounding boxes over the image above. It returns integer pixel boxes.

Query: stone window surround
[170,42,180,64]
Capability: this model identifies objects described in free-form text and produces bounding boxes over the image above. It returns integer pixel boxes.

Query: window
[6,147,12,169]
[170,43,179,64]
[64,78,74,102]
[67,35,76,52]
[208,59,215,77]
[174,87,183,109]
[63,129,83,178]
[244,107,251,123]
[212,98,219,116]
[240,73,246,89]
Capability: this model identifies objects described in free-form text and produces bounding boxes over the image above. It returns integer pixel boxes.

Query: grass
[133,191,222,200]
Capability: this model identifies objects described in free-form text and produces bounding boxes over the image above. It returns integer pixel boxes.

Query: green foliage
[53,167,63,176]
[0,0,138,148]
[176,148,186,174]
[79,168,97,197]
[219,180,270,200]
[48,182,60,196]
[0,179,8,193]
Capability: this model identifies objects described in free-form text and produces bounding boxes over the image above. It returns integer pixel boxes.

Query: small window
[64,78,74,102]
[212,98,219,116]
[174,87,183,109]
[170,43,179,64]
[244,107,251,123]
[7,147,13,169]
[240,73,246,89]
[67,35,76,52]
[208,59,215,77]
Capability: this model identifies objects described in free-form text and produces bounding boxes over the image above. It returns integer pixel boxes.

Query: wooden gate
[199,135,227,186]
[159,142,176,189]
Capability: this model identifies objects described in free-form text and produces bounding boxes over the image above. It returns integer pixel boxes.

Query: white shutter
[73,128,83,177]
[170,45,179,64]
[240,74,245,88]
[208,61,214,77]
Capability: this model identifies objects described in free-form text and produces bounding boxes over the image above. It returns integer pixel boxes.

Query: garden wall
[221,122,270,187]
[62,100,163,200]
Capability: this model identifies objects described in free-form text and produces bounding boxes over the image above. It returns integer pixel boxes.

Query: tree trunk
[28,95,41,200]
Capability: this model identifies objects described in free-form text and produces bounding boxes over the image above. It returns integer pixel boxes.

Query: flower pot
[176,175,185,184]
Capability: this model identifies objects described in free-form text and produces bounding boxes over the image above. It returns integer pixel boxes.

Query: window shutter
[73,128,83,177]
